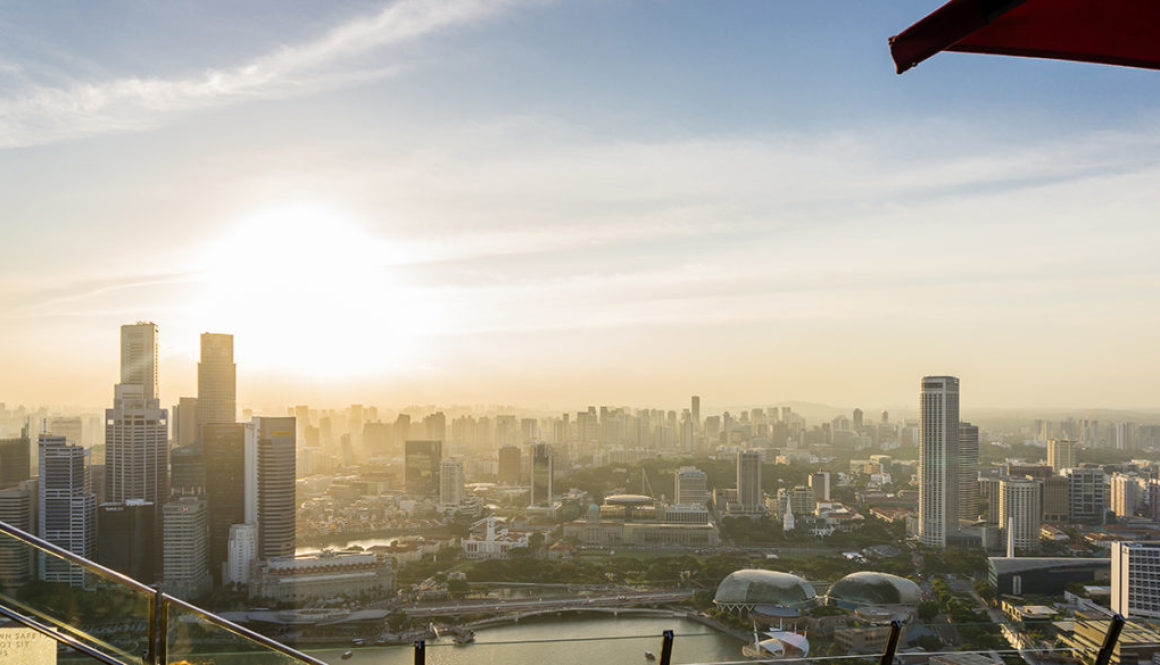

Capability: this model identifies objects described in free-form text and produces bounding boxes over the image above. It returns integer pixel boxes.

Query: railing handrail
[0,519,156,595]
[0,603,129,665]
[1,518,329,665]
[162,593,330,665]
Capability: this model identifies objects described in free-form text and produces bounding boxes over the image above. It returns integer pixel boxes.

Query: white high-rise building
[675,466,708,506]
[1047,439,1077,474]
[38,434,95,587]
[120,322,158,402]
[737,450,763,513]
[1111,474,1141,519]
[919,376,960,548]
[999,477,1041,554]
[226,523,257,585]
[1111,541,1160,619]
[440,458,465,509]
[958,422,979,521]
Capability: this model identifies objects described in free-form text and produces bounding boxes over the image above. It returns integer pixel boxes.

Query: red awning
[890,0,1160,74]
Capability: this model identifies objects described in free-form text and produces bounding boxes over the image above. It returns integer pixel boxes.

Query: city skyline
[4,1,1160,409]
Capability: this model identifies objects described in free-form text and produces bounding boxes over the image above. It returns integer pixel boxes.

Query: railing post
[157,593,168,665]
[146,589,158,665]
[879,620,902,665]
[1093,614,1125,665]
[659,629,674,665]
[414,639,425,665]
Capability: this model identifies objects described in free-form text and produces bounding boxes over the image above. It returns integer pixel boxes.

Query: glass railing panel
[165,600,324,665]
[0,528,153,665]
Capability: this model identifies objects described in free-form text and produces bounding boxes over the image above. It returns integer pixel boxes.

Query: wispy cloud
[0,0,539,149]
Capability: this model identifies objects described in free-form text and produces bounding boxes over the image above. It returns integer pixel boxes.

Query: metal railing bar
[0,520,155,595]
[0,603,130,665]
[0,590,140,662]
[161,593,330,665]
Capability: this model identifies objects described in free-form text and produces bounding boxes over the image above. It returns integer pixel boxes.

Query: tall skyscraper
[0,486,34,588]
[979,477,1002,525]
[203,423,245,585]
[170,444,206,496]
[96,499,156,582]
[691,396,701,432]
[440,458,465,509]
[674,466,708,506]
[120,322,158,402]
[404,440,442,497]
[38,434,96,586]
[171,397,199,448]
[919,375,960,548]
[530,443,553,507]
[0,421,31,489]
[999,477,1041,554]
[958,422,979,521]
[162,495,211,600]
[497,446,521,485]
[105,383,168,506]
[737,450,763,513]
[1048,439,1077,474]
[196,333,236,438]
[247,417,296,560]
[1111,541,1160,619]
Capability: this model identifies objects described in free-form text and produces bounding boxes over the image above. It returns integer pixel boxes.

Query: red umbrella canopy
[890,0,1160,74]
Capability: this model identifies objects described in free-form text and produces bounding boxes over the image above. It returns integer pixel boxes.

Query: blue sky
[2,0,1159,411]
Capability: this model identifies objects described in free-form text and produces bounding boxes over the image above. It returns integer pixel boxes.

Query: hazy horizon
[4,1,1160,410]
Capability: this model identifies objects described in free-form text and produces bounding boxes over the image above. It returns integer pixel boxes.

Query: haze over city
[4,1,1160,410]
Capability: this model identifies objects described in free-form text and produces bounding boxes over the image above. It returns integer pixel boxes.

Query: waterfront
[304,615,742,665]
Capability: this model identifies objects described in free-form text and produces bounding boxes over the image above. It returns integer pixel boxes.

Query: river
[301,615,743,665]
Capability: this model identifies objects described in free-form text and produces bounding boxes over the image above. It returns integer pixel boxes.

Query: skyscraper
[96,499,156,582]
[1066,467,1107,524]
[530,443,553,507]
[497,446,521,485]
[247,417,296,560]
[120,322,158,402]
[1111,541,1160,619]
[737,450,762,514]
[203,423,245,585]
[958,422,979,522]
[0,486,34,588]
[919,375,960,548]
[809,471,831,502]
[691,396,701,432]
[1048,439,1077,474]
[404,440,442,497]
[674,466,708,506]
[999,477,1041,554]
[0,421,30,489]
[162,495,211,600]
[38,434,96,586]
[171,397,199,448]
[105,383,168,506]
[440,457,464,509]
[196,333,236,437]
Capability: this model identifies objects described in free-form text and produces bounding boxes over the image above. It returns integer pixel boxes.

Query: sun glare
[195,203,429,379]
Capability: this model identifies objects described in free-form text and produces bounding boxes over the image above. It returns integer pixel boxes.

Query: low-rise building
[250,550,394,603]
[461,516,529,559]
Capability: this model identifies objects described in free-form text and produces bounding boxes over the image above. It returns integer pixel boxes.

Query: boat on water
[644,650,657,660]
[340,650,354,660]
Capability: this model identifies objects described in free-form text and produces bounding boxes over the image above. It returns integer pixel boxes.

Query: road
[403,590,694,617]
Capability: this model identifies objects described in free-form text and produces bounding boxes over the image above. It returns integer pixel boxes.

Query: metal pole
[879,620,902,665]
[414,639,426,665]
[1093,614,1125,665]
[157,593,168,665]
[659,629,675,665]
[146,590,159,665]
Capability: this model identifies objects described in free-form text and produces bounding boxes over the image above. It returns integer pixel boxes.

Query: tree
[447,578,469,599]
[918,600,940,622]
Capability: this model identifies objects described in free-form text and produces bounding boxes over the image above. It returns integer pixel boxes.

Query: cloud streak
[0,0,538,149]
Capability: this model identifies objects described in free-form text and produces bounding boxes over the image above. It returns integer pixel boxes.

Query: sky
[2,0,1160,412]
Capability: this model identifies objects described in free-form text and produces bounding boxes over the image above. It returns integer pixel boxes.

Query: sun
[194,203,430,379]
